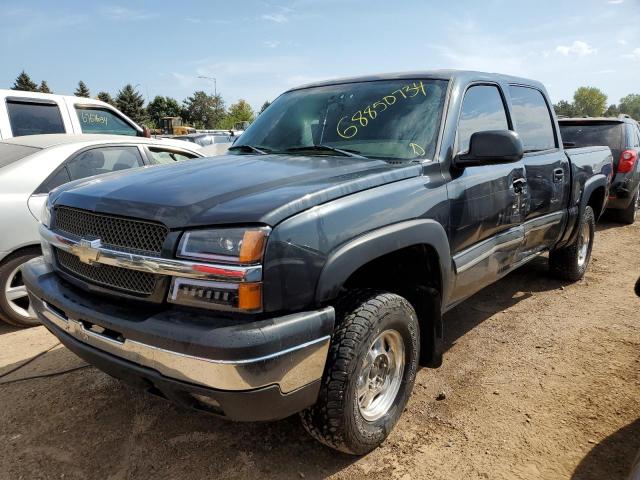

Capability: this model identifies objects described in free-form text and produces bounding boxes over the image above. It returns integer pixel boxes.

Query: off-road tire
[618,190,639,225]
[300,290,420,455]
[0,248,41,328]
[549,206,595,281]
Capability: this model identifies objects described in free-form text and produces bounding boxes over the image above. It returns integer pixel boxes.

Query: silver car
[0,134,203,327]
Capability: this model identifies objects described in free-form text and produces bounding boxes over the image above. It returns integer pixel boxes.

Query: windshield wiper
[284,145,368,159]
[228,144,271,155]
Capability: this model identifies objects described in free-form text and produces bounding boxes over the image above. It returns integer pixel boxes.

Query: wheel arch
[315,219,451,367]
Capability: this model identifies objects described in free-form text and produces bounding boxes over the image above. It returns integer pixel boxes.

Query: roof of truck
[287,70,545,92]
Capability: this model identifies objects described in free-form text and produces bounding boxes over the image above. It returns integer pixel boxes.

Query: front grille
[54,207,168,255]
[56,249,157,296]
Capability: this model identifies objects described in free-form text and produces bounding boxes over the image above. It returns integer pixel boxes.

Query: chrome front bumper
[24,257,335,395]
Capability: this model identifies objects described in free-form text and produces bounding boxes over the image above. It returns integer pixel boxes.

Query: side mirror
[454,130,524,168]
[139,126,151,138]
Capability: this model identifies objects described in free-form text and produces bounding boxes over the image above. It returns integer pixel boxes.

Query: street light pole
[198,75,217,97]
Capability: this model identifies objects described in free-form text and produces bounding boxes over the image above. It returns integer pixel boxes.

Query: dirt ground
[1,219,638,480]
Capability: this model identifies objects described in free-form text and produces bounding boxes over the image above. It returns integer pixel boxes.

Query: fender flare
[580,174,608,219]
[560,174,608,248]
[314,219,452,305]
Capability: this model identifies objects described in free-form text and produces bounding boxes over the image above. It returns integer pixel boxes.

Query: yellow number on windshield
[337,116,358,139]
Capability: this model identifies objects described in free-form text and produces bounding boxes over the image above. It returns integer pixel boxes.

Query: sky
[1,0,639,111]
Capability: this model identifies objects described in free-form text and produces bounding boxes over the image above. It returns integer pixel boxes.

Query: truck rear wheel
[300,290,420,455]
[549,206,595,281]
[618,190,639,225]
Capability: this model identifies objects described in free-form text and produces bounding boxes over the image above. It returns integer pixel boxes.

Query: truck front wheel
[300,290,420,455]
[549,206,595,281]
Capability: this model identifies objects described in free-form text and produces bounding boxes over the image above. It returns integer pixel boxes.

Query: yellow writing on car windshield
[409,143,426,156]
[336,81,427,139]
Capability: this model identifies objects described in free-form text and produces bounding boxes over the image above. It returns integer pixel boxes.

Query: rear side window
[457,85,509,153]
[625,123,640,148]
[509,86,556,152]
[0,143,40,169]
[559,123,624,150]
[7,100,65,137]
[39,168,72,192]
[66,146,144,180]
[75,107,138,136]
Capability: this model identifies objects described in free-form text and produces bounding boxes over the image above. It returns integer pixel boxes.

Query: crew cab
[0,89,146,139]
[23,71,612,455]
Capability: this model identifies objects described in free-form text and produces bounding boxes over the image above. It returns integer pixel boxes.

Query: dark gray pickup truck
[24,70,612,454]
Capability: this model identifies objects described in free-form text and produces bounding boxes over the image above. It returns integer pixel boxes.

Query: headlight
[177,227,270,264]
[171,226,269,312]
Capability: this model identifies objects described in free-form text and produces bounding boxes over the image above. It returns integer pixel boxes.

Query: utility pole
[198,75,217,97]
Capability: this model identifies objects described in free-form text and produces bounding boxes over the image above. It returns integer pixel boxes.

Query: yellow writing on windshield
[336,81,426,139]
[409,143,426,156]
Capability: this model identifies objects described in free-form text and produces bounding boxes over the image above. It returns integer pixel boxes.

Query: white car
[0,134,204,327]
[0,89,147,139]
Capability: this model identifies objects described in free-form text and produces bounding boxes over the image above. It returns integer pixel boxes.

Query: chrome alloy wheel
[577,221,591,268]
[356,329,405,422]
[4,264,35,320]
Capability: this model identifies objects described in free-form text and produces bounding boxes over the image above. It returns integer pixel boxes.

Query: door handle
[553,168,565,182]
[512,178,527,194]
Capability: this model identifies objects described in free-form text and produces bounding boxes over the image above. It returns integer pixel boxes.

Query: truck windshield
[235,79,448,161]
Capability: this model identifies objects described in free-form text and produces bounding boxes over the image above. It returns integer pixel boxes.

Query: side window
[635,126,640,148]
[458,85,509,153]
[75,107,138,136]
[38,168,72,193]
[625,124,639,148]
[7,100,65,137]
[147,148,198,165]
[65,146,143,181]
[508,86,556,152]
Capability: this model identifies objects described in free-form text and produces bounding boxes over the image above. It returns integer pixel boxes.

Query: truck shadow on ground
[571,418,640,480]
[443,255,569,350]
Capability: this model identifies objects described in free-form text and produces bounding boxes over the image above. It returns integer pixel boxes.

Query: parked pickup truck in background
[559,115,640,224]
[0,89,147,139]
[23,70,612,454]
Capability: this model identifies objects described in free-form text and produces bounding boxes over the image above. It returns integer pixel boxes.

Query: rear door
[508,85,569,255]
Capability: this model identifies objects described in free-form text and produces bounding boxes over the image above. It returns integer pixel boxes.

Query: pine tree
[115,84,146,123]
[12,71,38,92]
[259,100,271,114]
[38,81,52,94]
[75,81,90,98]
[97,91,115,106]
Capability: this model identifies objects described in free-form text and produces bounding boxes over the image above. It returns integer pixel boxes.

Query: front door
[447,84,526,305]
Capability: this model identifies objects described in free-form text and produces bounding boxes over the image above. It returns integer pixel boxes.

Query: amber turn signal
[239,230,268,264]
[238,282,262,311]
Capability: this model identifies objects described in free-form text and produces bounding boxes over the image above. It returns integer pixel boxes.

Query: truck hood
[51,154,422,228]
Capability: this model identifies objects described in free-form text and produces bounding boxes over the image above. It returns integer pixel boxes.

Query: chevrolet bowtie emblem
[73,238,102,265]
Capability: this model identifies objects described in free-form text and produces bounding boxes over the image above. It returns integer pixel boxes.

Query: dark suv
[560,115,640,224]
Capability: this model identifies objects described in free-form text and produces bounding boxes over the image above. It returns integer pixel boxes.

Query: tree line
[553,86,640,120]
[10,70,272,131]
